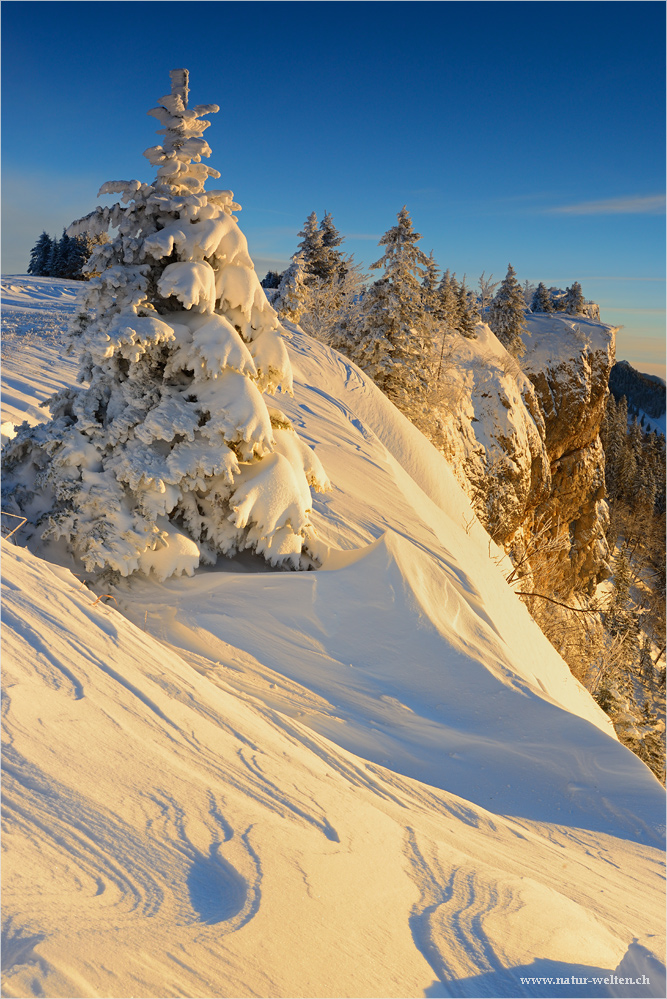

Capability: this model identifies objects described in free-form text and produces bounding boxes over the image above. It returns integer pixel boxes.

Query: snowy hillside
[2,277,665,999]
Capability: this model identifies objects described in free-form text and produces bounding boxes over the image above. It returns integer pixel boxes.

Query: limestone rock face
[429,312,616,598]
[424,323,550,543]
[521,313,617,595]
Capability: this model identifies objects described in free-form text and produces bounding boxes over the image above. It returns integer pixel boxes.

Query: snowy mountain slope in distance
[2,278,665,999]
[1,276,80,439]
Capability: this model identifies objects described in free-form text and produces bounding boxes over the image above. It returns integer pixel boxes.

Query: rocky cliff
[429,312,617,598]
[522,313,616,595]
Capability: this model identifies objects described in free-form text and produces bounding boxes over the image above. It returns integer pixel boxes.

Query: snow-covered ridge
[1,280,665,998]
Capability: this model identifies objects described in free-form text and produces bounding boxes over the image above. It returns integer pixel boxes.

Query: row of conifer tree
[27,230,106,281]
[262,208,589,405]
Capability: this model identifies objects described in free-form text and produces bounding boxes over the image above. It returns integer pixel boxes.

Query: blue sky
[2,1,664,375]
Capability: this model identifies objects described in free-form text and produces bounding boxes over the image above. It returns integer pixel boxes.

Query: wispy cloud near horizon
[546,194,665,216]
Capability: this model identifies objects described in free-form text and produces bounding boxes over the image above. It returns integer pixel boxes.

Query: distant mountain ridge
[610,359,666,421]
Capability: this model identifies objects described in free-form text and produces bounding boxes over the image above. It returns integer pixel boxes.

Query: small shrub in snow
[2,69,329,580]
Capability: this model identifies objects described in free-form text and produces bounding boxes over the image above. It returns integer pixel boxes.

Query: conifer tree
[531,282,554,313]
[478,271,499,319]
[27,232,54,276]
[421,251,440,312]
[564,281,585,315]
[273,252,309,322]
[2,69,329,579]
[348,207,431,402]
[607,545,637,648]
[296,211,325,285]
[522,280,537,308]
[438,269,459,327]
[488,264,528,358]
[640,636,655,681]
[51,230,72,278]
[260,270,283,289]
[550,287,567,311]
[432,270,460,382]
[456,277,478,339]
[318,211,345,282]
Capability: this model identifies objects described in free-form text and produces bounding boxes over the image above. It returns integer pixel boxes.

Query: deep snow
[1,277,665,999]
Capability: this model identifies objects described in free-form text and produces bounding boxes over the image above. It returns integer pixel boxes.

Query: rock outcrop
[522,313,616,595]
[428,312,616,598]
[425,323,550,543]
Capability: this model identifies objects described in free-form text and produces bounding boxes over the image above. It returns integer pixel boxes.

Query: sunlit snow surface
[2,278,665,999]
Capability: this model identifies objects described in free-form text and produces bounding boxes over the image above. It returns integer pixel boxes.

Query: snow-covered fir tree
[477,271,499,319]
[438,269,459,327]
[421,251,440,312]
[2,69,329,579]
[456,277,478,338]
[346,207,431,403]
[550,287,567,311]
[522,280,537,308]
[318,211,345,283]
[488,263,528,358]
[273,252,309,322]
[301,256,366,346]
[27,232,54,276]
[296,211,325,285]
[531,281,553,313]
[564,281,585,315]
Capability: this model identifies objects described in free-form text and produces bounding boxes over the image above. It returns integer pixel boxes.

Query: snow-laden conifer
[488,264,528,358]
[273,252,309,323]
[564,281,585,315]
[296,212,325,285]
[531,282,553,313]
[522,280,537,308]
[2,69,329,579]
[438,269,459,327]
[421,251,440,312]
[456,277,478,339]
[477,271,499,320]
[318,212,345,282]
[347,207,431,402]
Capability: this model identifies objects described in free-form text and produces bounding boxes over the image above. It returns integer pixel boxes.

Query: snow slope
[2,278,665,999]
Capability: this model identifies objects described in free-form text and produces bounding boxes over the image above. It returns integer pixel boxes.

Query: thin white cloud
[601,307,666,314]
[547,194,665,216]
[576,276,666,282]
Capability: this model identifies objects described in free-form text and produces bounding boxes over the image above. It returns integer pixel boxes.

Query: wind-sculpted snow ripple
[405,828,530,994]
[2,748,166,921]
[144,789,262,932]
[237,748,340,842]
